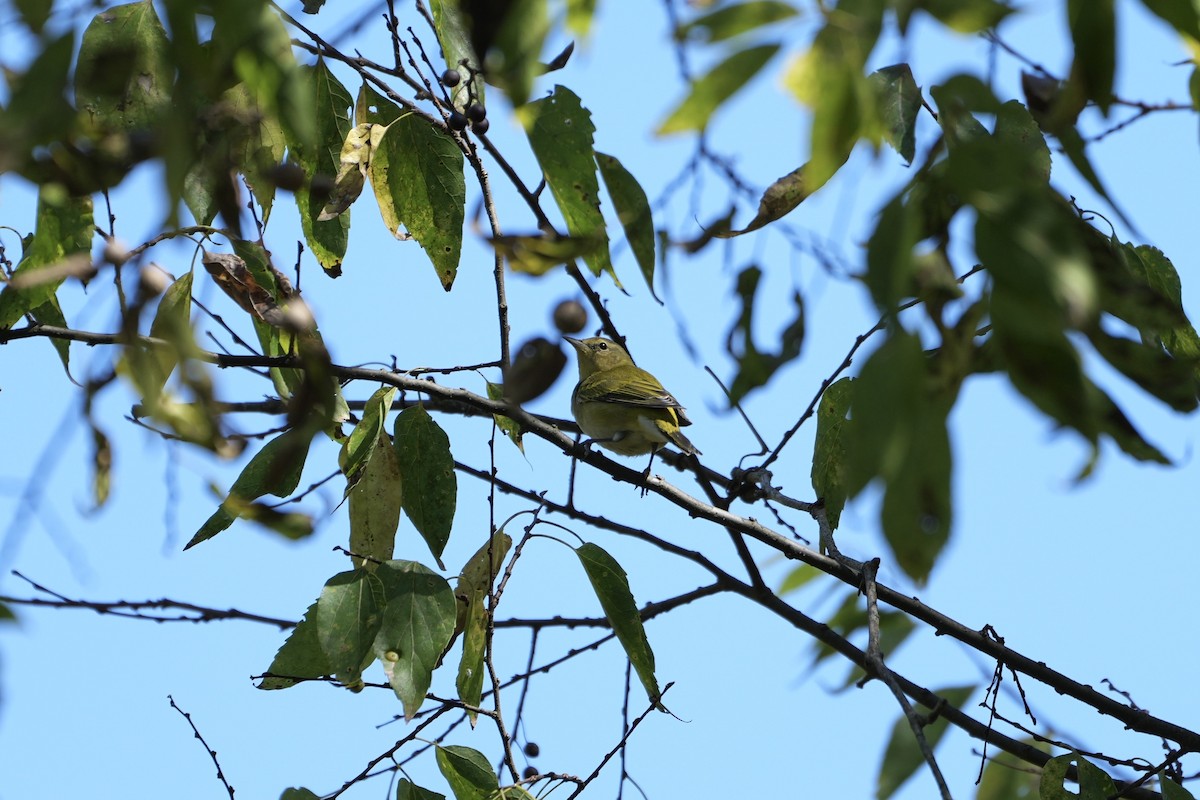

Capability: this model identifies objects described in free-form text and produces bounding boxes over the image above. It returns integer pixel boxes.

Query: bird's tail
[659,420,700,456]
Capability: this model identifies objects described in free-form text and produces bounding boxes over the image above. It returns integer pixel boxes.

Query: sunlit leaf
[348,429,403,568]
[318,122,375,221]
[396,780,447,800]
[0,190,94,329]
[520,86,614,281]
[566,0,597,37]
[486,381,524,450]
[869,63,921,163]
[811,378,854,530]
[1040,753,1118,800]
[429,0,484,110]
[596,152,656,296]
[487,0,549,107]
[456,532,513,724]
[488,232,603,276]
[436,745,498,800]
[75,1,171,131]
[369,114,465,290]
[898,0,1013,34]
[717,164,809,238]
[285,60,353,276]
[393,406,457,567]
[675,1,799,42]
[576,543,660,705]
[185,429,311,548]
[317,568,385,685]
[340,386,397,488]
[657,43,780,135]
[374,560,456,719]
[259,601,328,690]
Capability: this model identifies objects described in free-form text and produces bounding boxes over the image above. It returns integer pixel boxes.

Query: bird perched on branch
[565,336,699,486]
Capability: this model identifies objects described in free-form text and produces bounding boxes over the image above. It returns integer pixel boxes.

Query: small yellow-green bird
[565,336,700,464]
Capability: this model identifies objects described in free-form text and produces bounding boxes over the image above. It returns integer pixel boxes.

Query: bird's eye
[597,342,607,350]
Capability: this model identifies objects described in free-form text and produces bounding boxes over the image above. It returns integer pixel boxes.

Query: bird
[564,336,699,485]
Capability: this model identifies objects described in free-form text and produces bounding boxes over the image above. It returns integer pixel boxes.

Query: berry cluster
[439,66,489,135]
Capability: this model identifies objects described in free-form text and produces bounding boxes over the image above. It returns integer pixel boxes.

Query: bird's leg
[638,447,659,496]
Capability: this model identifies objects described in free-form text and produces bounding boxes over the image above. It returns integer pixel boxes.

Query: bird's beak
[563,336,583,351]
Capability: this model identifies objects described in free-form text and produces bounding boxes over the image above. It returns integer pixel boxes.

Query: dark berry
[524,742,540,758]
[552,299,587,334]
[466,102,487,123]
[447,111,468,131]
[440,69,461,88]
[471,117,490,135]
[522,766,538,781]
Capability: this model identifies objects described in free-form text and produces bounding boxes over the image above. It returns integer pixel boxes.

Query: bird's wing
[577,367,684,411]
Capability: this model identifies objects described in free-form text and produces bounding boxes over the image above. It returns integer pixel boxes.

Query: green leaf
[29,295,72,376]
[259,601,329,690]
[1040,753,1118,800]
[489,232,602,276]
[865,193,920,312]
[992,99,1051,183]
[845,333,923,496]
[456,532,513,724]
[1139,0,1200,39]
[717,164,810,237]
[725,265,805,403]
[75,1,172,131]
[0,190,94,329]
[974,738,1044,800]
[436,745,498,800]
[876,685,974,799]
[869,64,921,163]
[487,0,549,107]
[3,32,75,151]
[348,429,404,568]
[373,560,457,719]
[486,381,524,451]
[286,60,353,276]
[1085,327,1198,412]
[280,789,321,800]
[185,429,310,548]
[595,152,657,296]
[811,378,854,530]
[657,43,780,135]
[901,0,1013,34]
[576,543,660,705]
[145,270,195,400]
[1162,776,1197,800]
[676,1,799,42]
[357,81,404,127]
[369,114,466,290]
[340,386,397,487]
[14,0,52,33]
[429,0,484,110]
[317,568,386,685]
[520,86,614,281]
[880,399,952,584]
[393,406,457,568]
[397,779,447,800]
[1119,244,1200,361]
[566,0,597,38]
[1067,0,1116,113]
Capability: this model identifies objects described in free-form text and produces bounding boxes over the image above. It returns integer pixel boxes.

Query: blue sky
[2,1,1198,799]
